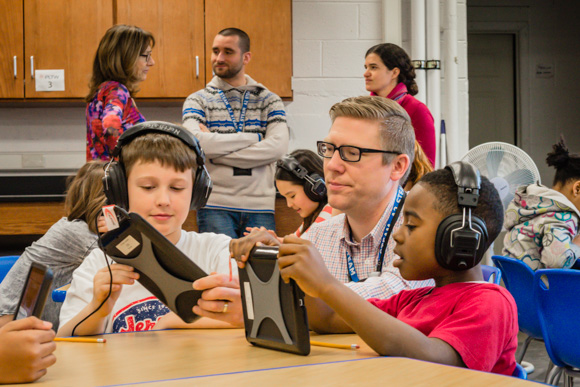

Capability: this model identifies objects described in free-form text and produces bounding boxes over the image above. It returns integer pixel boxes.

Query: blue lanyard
[346,185,406,282]
[217,89,250,132]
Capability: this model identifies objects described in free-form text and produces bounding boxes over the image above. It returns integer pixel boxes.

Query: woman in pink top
[275,150,333,237]
[364,43,436,167]
[86,25,155,161]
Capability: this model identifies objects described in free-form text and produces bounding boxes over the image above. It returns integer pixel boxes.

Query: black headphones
[276,156,327,202]
[102,121,212,211]
[434,161,489,271]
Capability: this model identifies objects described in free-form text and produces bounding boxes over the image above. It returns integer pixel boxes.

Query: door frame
[467,21,530,151]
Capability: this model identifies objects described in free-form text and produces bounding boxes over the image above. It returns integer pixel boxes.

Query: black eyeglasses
[140,52,152,63]
[317,141,401,162]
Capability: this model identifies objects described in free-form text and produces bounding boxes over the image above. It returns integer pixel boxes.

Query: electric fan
[461,142,541,210]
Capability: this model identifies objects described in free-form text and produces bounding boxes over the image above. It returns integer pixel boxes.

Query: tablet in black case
[100,212,208,323]
[14,262,53,320]
[239,245,310,355]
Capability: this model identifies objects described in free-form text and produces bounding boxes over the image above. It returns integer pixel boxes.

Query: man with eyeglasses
[181,27,289,239]
[292,96,434,299]
[228,96,433,303]
[194,96,433,327]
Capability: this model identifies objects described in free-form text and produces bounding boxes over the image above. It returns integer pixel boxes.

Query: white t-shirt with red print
[60,230,233,333]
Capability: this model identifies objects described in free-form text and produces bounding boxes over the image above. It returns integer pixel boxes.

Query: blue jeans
[196,208,276,239]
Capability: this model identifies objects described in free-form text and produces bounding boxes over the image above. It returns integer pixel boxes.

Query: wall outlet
[22,154,45,168]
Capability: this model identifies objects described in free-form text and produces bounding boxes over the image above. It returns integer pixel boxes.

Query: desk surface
[27,329,535,387]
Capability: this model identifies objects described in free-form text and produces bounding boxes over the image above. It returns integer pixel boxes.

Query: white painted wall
[0,0,578,187]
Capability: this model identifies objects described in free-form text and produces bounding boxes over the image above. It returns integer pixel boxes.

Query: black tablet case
[100,212,208,323]
[14,262,53,320]
[239,245,310,355]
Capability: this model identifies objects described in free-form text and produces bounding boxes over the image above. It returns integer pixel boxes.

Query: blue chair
[52,284,70,303]
[512,363,528,380]
[535,269,580,387]
[0,255,19,283]
[481,264,502,285]
[491,255,544,364]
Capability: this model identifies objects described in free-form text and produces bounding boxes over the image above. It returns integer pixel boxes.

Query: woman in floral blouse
[86,24,155,161]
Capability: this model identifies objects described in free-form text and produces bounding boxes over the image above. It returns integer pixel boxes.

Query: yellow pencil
[310,340,359,350]
[54,337,106,343]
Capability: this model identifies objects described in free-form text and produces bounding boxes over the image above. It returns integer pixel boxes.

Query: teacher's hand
[192,273,243,327]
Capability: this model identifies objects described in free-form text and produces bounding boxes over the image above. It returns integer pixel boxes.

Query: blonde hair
[64,161,107,233]
[404,141,434,189]
[329,96,415,181]
[85,24,155,102]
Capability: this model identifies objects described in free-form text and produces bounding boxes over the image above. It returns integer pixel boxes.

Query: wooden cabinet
[116,0,206,98]
[0,0,24,98]
[24,0,113,98]
[0,0,112,99]
[0,0,291,100]
[205,0,293,98]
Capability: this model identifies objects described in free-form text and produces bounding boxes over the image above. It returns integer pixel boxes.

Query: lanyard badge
[217,89,250,132]
[346,186,406,282]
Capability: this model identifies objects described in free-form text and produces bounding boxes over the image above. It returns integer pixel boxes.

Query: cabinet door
[116,0,205,98]
[0,0,24,98]
[24,0,113,98]
[205,0,293,98]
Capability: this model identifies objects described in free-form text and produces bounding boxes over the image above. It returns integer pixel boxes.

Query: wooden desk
[28,329,535,387]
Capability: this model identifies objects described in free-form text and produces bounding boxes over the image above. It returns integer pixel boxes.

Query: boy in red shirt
[235,162,518,375]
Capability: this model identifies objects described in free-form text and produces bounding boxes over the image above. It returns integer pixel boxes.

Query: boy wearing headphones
[58,122,241,336]
[264,164,518,375]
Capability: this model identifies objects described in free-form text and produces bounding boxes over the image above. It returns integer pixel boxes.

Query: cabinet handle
[30,56,34,79]
[13,56,17,78]
[196,56,199,78]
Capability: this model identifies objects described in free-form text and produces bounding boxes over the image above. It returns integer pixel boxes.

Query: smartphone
[13,262,53,320]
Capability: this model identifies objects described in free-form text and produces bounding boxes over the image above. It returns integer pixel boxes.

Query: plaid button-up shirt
[303,196,434,299]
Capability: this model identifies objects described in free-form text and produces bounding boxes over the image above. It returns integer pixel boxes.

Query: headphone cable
[70,211,116,337]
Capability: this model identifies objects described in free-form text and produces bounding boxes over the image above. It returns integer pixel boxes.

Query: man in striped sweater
[182,28,289,238]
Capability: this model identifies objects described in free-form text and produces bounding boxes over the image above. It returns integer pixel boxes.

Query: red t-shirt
[368,282,518,375]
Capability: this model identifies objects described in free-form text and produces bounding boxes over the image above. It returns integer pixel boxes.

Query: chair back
[491,255,543,339]
[512,363,527,379]
[0,255,19,283]
[481,264,502,285]
[534,269,580,369]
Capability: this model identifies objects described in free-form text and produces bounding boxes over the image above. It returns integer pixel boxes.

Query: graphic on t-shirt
[112,296,169,333]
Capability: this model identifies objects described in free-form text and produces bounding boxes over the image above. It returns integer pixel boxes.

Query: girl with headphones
[275,150,333,237]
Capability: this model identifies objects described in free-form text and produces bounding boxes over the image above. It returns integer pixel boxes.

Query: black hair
[218,27,250,53]
[365,43,418,96]
[275,149,327,232]
[546,135,580,187]
[418,168,504,251]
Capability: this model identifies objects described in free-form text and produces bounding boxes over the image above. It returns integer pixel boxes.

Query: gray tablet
[239,245,310,355]
[100,212,208,323]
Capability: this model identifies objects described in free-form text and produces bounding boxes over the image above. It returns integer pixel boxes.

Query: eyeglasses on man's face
[316,141,401,163]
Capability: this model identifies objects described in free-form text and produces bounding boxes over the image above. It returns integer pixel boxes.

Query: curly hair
[546,135,580,186]
[418,168,504,251]
[366,43,418,96]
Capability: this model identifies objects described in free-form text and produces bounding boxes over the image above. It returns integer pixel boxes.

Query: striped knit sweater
[182,75,289,212]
